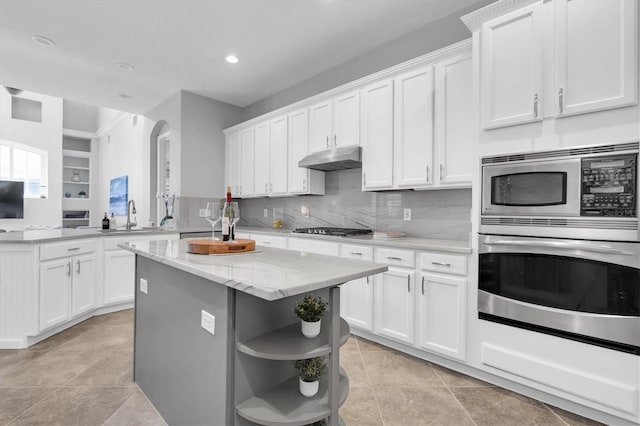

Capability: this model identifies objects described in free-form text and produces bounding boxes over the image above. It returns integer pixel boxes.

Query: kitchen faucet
[126,199,137,231]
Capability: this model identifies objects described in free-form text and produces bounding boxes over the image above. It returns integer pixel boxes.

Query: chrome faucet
[126,199,137,231]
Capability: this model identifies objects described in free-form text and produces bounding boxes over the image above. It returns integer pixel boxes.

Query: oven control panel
[581,154,637,217]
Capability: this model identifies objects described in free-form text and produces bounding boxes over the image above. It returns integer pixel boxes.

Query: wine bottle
[102,213,110,230]
[222,186,232,241]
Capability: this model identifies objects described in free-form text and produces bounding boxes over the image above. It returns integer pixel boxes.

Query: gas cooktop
[292,227,373,237]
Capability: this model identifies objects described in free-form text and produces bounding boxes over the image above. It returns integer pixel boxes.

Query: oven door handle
[485,239,635,256]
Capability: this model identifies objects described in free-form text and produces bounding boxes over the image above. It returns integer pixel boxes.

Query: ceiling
[0,0,481,114]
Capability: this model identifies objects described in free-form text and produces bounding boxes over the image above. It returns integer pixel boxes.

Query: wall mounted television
[0,180,24,218]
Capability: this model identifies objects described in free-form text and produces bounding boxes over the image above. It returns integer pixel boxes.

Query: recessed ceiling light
[225,55,239,64]
[116,62,135,71]
[31,35,55,46]
[117,93,131,100]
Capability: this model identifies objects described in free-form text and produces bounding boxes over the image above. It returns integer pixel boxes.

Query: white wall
[62,100,99,133]
[0,90,62,230]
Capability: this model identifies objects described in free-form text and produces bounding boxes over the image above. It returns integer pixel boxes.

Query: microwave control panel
[581,154,637,217]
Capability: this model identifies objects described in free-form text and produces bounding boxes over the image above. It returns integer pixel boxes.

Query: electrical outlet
[264,208,269,218]
[403,208,412,221]
[301,205,310,218]
[140,278,148,294]
[199,209,207,217]
[201,310,215,336]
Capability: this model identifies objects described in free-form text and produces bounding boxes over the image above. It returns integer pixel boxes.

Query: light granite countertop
[237,227,472,254]
[0,227,181,243]
[120,239,388,301]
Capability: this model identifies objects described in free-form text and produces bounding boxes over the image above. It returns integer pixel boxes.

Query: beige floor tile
[545,404,605,426]
[29,326,92,351]
[66,350,134,387]
[340,351,369,388]
[451,386,565,426]
[0,350,49,381]
[78,309,134,328]
[432,364,493,388]
[355,337,393,352]
[53,326,133,353]
[11,386,135,426]
[340,386,383,426]
[1,350,106,387]
[375,386,475,426]
[361,350,444,388]
[341,336,358,352]
[0,387,58,425]
[102,389,167,426]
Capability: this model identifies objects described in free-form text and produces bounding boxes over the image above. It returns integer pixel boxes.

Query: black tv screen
[0,180,24,218]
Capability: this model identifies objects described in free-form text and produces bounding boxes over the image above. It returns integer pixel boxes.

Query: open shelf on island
[236,318,350,360]
[236,368,349,426]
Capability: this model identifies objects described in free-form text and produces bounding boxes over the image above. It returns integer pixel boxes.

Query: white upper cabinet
[393,67,435,188]
[435,52,474,186]
[480,2,543,129]
[554,0,637,117]
[239,127,255,197]
[253,121,271,197]
[361,79,394,190]
[287,108,325,196]
[269,115,289,195]
[226,131,241,196]
[309,90,360,153]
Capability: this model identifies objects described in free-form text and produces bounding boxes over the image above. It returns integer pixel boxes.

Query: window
[0,140,48,198]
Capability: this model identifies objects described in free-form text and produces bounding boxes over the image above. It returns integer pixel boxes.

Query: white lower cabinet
[340,244,374,332]
[71,254,96,317]
[373,267,416,345]
[39,258,72,331]
[417,272,466,361]
[252,234,288,249]
[103,250,135,305]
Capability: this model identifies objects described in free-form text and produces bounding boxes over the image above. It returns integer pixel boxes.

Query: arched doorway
[149,120,169,224]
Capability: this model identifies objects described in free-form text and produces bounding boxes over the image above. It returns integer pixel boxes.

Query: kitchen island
[120,239,387,426]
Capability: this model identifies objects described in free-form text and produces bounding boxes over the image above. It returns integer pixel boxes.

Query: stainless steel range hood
[298,146,362,171]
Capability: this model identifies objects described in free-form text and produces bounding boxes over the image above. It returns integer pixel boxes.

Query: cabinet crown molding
[224,39,471,135]
[461,0,540,31]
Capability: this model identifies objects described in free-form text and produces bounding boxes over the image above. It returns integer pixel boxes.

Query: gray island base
[121,239,387,426]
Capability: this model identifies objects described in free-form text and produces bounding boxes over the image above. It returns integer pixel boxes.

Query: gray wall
[238,0,493,123]
[238,169,472,240]
[62,99,99,132]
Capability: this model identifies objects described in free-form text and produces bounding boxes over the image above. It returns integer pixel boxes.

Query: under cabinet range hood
[298,146,362,171]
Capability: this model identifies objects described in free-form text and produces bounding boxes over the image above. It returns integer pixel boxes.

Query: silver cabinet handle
[366,276,370,285]
[386,256,402,261]
[439,164,444,183]
[432,261,451,267]
[76,259,81,274]
[262,241,271,245]
[421,276,425,295]
[363,172,366,187]
[67,247,80,251]
[270,182,273,192]
[558,88,564,114]
[426,165,430,183]
[349,252,363,256]
[302,178,307,191]
[326,136,329,149]
[533,93,539,117]
[264,183,267,192]
[66,261,71,277]
[407,275,411,293]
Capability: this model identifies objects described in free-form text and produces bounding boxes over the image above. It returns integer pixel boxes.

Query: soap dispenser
[109,213,115,229]
[102,213,110,230]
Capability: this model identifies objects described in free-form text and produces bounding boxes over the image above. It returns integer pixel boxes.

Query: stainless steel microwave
[480,142,639,241]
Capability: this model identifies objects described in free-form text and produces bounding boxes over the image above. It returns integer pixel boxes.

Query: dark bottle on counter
[102,213,110,230]
[222,186,232,241]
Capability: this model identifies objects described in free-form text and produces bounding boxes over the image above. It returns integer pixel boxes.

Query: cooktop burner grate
[292,227,373,237]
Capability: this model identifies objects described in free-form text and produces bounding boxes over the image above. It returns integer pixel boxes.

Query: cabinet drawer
[288,238,340,257]
[40,239,96,261]
[419,252,467,276]
[253,234,288,249]
[341,244,373,261]
[375,247,415,268]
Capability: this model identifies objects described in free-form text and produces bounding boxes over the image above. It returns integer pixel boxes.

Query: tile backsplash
[232,169,471,240]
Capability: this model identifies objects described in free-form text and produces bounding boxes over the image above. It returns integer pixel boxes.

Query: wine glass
[205,202,222,239]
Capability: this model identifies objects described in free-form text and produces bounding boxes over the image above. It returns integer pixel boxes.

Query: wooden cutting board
[186,238,256,254]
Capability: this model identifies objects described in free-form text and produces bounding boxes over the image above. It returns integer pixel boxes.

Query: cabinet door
[309,101,332,153]
[555,0,637,117]
[239,127,255,197]
[226,132,241,196]
[71,254,96,317]
[103,250,135,305]
[361,79,394,190]
[253,122,271,197]
[333,90,360,148]
[417,273,466,361]
[288,108,311,194]
[39,258,71,331]
[480,2,543,129]
[341,276,374,332]
[269,115,289,195]
[435,53,473,187]
[374,267,415,344]
[394,67,435,188]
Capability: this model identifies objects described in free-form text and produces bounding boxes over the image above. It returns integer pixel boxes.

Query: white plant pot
[301,319,321,338]
[299,378,319,397]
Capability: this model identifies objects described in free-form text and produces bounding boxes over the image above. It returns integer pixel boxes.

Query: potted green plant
[294,295,328,338]
[293,357,327,397]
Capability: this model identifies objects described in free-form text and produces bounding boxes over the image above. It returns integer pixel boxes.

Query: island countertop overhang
[119,239,388,301]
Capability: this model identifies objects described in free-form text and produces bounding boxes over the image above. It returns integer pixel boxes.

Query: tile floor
[0,309,602,426]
